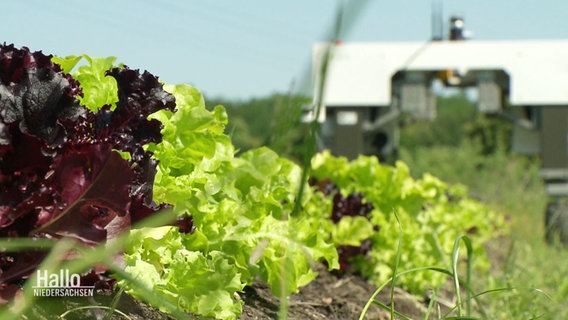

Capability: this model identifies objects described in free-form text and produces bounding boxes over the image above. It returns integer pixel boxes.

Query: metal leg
[540,106,568,245]
[545,198,568,245]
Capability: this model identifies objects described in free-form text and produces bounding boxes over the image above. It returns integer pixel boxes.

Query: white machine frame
[312,39,568,197]
[313,40,568,107]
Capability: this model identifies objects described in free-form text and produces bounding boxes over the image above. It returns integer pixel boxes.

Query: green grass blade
[390,210,403,320]
[451,235,473,317]
[359,266,454,319]
[0,238,56,251]
[371,300,413,320]
[59,305,132,320]
[1,238,78,320]
[109,267,189,319]
[0,208,178,319]
[424,288,438,320]
[102,287,126,320]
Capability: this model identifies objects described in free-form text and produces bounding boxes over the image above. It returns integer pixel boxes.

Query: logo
[32,269,95,297]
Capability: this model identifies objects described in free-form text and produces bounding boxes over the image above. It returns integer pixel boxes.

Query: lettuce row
[309,151,508,293]
[53,54,337,320]
[53,52,508,319]
[123,84,338,319]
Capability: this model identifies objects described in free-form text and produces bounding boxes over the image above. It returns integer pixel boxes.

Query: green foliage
[465,113,512,155]
[51,54,82,73]
[359,235,477,320]
[331,216,375,246]
[399,142,565,318]
[208,94,309,158]
[398,98,567,318]
[53,54,121,111]
[53,56,337,319]
[120,84,338,319]
[51,54,522,319]
[207,95,274,150]
[309,151,508,294]
[401,93,476,149]
[122,227,244,319]
[401,93,512,155]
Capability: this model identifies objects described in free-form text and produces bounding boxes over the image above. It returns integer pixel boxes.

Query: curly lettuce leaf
[310,150,508,293]
[0,54,84,145]
[0,46,175,293]
[119,84,338,319]
[51,55,82,75]
[54,55,121,111]
[120,227,244,320]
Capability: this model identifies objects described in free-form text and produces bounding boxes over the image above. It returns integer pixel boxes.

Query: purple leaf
[0,44,179,295]
[33,145,133,244]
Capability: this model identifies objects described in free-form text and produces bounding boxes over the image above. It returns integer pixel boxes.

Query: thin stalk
[359,266,453,320]
[451,235,473,317]
[0,238,56,251]
[280,5,341,314]
[372,300,413,320]
[283,1,370,318]
[59,306,132,320]
[290,6,341,218]
[390,210,403,320]
[109,267,188,319]
[424,288,439,320]
[1,238,78,320]
[103,287,126,320]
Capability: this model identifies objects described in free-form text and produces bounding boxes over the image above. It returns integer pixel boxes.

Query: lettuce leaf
[0,46,175,290]
[117,84,338,320]
[310,150,508,293]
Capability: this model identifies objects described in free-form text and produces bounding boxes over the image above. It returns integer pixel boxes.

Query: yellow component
[437,69,454,82]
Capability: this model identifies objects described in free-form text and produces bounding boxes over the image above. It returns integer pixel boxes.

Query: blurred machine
[311,15,568,243]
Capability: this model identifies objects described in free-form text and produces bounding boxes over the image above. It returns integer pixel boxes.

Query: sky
[2,0,568,100]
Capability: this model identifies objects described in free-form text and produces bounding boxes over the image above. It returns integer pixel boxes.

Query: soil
[26,263,449,320]
[240,264,432,320]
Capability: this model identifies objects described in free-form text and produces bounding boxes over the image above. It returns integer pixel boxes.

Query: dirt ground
[26,263,444,320]
[240,264,432,320]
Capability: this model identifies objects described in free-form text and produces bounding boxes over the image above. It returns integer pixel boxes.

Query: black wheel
[545,198,568,245]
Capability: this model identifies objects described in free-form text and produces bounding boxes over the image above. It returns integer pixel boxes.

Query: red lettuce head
[0,44,183,288]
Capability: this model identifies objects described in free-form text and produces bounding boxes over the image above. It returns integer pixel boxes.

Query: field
[21,93,568,320]
[235,93,568,319]
[399,96,568,319]
[1,44,567,320]
[225,92,568,319]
